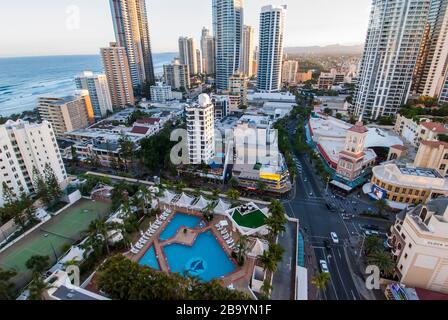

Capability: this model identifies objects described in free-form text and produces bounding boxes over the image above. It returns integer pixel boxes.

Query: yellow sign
[260,172,281,182]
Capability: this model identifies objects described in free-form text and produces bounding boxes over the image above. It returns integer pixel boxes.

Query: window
[408,243,412,249]
[404,253,408,259]
[440,164,446,170]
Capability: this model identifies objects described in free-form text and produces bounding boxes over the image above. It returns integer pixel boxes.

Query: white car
[330,232,339,244]
[319,260,329,273]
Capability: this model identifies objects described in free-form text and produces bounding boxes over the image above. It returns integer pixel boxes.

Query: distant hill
[284,44,364,55]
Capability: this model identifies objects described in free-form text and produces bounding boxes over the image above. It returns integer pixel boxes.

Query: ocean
[0,53,177,117]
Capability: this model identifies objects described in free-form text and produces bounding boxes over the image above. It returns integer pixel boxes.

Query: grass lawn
[231,209,267,229]
[0,199,110,289]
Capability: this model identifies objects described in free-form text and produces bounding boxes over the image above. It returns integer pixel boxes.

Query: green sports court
[0,198,110,287]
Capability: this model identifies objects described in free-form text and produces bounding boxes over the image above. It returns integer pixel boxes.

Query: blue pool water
[159,213,201,241]
[163,231,236,281]
[139,246,160,270]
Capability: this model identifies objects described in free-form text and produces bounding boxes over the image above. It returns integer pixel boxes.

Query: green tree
[311,272,330,291]
[226,189,240,202]
[375,198,390,216]
[26,255,50,275]
[367,251,395,277]
[43,163,62,201]
[363,236,383,256]
[229,177,240,188]
[119,134,136,172]
[0,268,17,300]
[27,274,52,300]
[258,250,278,273]
[235,235,250,266]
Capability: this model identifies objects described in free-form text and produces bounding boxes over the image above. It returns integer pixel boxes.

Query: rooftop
[420,121,448,134]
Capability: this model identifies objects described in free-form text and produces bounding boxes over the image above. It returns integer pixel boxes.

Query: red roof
[130,126,149,134]
[136,117,161,125]
[420,121,448,134]
[421,140,448,148]
[390,144,407,151]
[415,287,448,300]
[348,121,368,134]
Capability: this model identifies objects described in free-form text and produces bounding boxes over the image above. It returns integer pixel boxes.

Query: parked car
[330,232,339,244]
[319,260,329,273]
[363,224,380,231]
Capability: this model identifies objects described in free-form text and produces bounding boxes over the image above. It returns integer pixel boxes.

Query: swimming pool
[139,246,160,270]
[163,231,236,281]
[159,213,201,241]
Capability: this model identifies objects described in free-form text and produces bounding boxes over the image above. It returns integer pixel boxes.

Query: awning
[330,180,353,192]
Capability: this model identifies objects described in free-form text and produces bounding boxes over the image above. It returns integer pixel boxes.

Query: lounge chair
[223,234,230,240]
[161,216,167,221]
[131,248,140,254]
[226,239,234,245]
[228,244,234,249]
[220,229,227,235]
[139,238,147,244]
[135,243,144,249]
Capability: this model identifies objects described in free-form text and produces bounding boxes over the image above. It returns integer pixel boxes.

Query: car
[309,192,313,196]
[364,230,379,236]
[330,232,339,244]
[304,178,308,182]
[363,224,380,231]
[319,260,329,273]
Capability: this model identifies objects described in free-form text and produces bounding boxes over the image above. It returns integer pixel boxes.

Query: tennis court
[0,198,110,288]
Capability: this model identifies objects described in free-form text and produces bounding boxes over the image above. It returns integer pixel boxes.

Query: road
[282,115,391,300]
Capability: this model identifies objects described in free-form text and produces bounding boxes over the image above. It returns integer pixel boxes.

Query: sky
[0,0,372,57]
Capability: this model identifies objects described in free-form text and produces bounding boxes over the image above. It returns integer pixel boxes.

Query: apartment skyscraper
[412,0,448,98]
[109,0,155,88]
[186,94,215,164]
[354,0,431,120]
[282,60,299,85]
[257,5,287,92]
[179,37,198,76]
[101,42,136,108]
[213,0,244,91]
[201,27,215,75]
[242,25,255,78]
[0,120,67,207]
[75,71,113,120]
[163,59,190,90]
[38,91,94,137]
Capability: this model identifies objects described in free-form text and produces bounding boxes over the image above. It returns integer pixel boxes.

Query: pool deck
[125,205,256,295]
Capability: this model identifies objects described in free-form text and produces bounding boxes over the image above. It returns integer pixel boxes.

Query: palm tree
[375,198,390,216]
[260,279,272,298]
[235,235,250,265]
[265,215,286,239]
[268,243,285,263]
[27,274,53,300]
[367,251,395,277]
[258,251,277,273]
[0,268,17,300]
[311,272,330,293]
[83,218,114,256]
[363,236,383,256]
[228,177,239,188]
[202,203,215,222]
[226,189,240,202]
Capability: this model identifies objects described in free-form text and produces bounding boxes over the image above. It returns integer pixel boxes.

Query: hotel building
[354,0,431,119]
[101,42,136,108]
[388,197,448,294]
[257,5,287,92]
[38,91,94,137]
[242,25,255,78]
[186,94,215,164]
[0,120,67,207]
[179,37,198,76]
[75,71,113,120]
[109,0,155,88]
[163,59,190,91]
[213,0,244,91]
[201,27,215,75]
